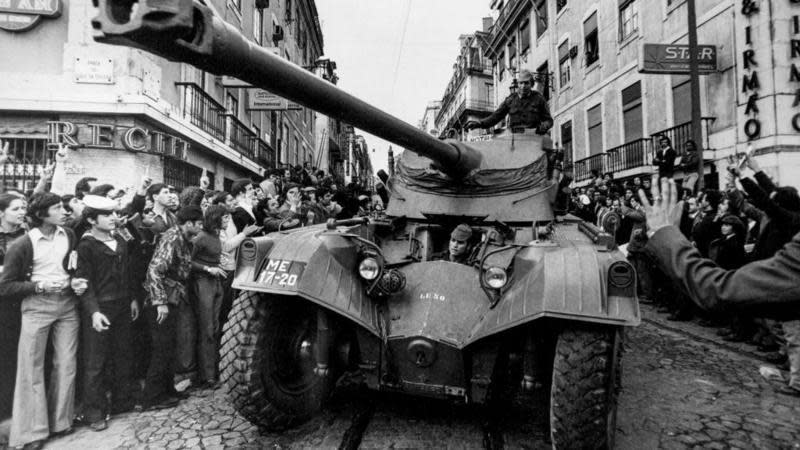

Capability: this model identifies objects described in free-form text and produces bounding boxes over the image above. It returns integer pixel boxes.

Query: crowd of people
[566,144,800,398]
[0,144,386,450]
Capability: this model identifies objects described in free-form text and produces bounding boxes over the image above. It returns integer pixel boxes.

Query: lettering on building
[741,1,760,140]
[47,121,188,160]
[791,6,800,132]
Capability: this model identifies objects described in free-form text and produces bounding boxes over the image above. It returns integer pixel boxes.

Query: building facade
[484,0,800,189]
[434,26,496,141]
[418,101,442,136]
[0,0,324,193]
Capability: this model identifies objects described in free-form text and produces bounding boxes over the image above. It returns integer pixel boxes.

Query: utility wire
[389,0,413,105]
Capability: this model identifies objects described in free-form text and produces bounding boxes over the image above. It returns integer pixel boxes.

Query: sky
[316,1,493,174]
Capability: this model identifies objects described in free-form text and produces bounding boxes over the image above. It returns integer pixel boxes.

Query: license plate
[256,259,305,288]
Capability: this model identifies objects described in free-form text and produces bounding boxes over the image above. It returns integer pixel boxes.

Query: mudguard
[233,225,380,336]
[465,242,640,346]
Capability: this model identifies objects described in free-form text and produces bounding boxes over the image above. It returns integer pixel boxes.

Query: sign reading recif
[0,0,61,32]
[639,43,717,74]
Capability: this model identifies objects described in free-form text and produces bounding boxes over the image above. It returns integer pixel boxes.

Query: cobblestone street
[46,306,800,449]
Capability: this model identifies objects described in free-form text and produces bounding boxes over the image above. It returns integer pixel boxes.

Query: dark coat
[691,211,719,258]
[654,147,677,177]
[0,227,77,302]
[75,234,132,315]
[708,235,745,271]
[740,172,800,261]
[646,226,800,320]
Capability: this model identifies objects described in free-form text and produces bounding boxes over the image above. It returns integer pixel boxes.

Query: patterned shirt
[478,91,553,130]
[145,226,192,306]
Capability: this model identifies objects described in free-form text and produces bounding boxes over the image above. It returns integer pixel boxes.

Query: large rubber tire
[219,291,335,431]
[550,325,622,450]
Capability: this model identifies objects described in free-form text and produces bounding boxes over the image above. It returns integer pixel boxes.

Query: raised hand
[637,174,684,236]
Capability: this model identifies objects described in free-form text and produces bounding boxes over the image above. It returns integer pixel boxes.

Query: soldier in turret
[464,70,553,135]
[432,224,474,264]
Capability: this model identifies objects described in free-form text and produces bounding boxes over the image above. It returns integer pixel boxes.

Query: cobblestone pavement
[45,305,800,449]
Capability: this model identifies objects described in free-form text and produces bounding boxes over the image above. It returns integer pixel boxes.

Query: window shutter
[583,12,598,35]
[559,41,570,62]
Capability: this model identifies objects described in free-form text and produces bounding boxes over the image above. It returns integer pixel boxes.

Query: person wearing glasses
[465,70,552,135]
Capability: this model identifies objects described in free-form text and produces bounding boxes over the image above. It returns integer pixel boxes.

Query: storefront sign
[74,56,114,84]
[639,44,717,74]
[47,120,188,159]
[0,0,61,32]
[248,89,288,110]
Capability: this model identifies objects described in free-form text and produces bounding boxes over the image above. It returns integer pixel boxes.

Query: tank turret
[91,0,481,179]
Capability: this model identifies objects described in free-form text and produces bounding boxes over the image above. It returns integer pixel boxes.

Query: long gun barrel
[91,0,482,178]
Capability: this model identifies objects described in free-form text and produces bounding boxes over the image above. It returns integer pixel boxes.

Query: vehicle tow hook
[314,309,331,377]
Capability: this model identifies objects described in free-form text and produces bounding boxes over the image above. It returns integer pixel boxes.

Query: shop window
[535,0,548,38]
[584,12,599,66]
[622,81,643,141]
[558,40,571,88]
[0,137,49,193]
[164,159,214,191]
[619,0,638,41]
[587,104,603,155]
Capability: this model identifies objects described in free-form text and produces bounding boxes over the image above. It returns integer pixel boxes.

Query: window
[226,91,239,116]
[535,0,548,38]
[254,8,263,44]
[253,124,261,141]
[672,75,691,125]
[164,160,213,190]
[587,104,603,155]
[508,37,517,72]
[619,0,638,40]
[498,50,506,81]
[622,81,643,142]
[558,40,571,87]
[285,0,292,22]
[519,20,531,53]
[557,0,567,12]
[584,12,599,66]
[561,121,573,165]
[536,62,550,102]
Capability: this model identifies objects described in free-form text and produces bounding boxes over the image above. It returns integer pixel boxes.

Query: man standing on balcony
[464,70,553,135]
[653,136,677,178]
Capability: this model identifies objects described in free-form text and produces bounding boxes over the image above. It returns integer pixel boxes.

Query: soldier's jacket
[145,226,192,307]
[478,91,552,130]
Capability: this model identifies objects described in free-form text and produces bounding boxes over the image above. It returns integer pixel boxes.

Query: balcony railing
[574,153,606,182]
[257,138,276,169]
[176,82,226,142]
[606,138,651,173]
[489,0,522,46]
[651,117,715,156]
[225,114,257,159]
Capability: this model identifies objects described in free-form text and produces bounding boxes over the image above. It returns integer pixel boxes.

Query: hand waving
[637,174,684,235]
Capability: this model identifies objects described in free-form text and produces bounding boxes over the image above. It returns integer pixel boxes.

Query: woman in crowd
[0,193,28,435]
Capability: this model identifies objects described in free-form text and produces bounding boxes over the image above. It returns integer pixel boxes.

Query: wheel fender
[466,244,639,346]
[233,226,380,336]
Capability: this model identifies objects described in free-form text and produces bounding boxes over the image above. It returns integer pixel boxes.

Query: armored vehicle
[93,1,640,447]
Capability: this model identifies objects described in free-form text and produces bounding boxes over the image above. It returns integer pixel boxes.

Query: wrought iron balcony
[257,138,276,169]
[225,114,257,159]
[651,117,715,156]
[605,138,651,173]
[175,82,226,142]
[574,153,606,182]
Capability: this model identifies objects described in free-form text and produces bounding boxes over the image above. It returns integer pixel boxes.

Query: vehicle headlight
[484,267,508,289]
[358,257,381,281]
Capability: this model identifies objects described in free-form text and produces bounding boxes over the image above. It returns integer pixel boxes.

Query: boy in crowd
[74,195,139,431]
[141,206,204,410]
